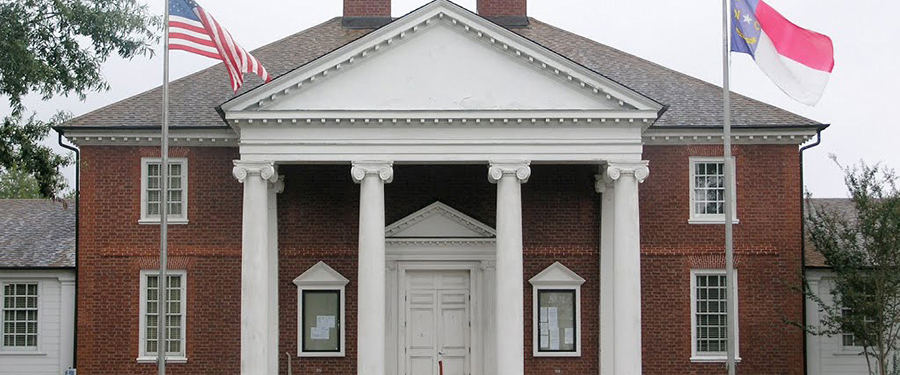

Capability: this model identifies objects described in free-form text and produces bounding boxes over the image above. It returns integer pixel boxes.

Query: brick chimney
[343,0,392,29]
[477,0,528,27]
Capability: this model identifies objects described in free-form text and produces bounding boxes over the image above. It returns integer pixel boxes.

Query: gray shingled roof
[0,200,75,268]
[804,198,855,268]
[63,17,820,128]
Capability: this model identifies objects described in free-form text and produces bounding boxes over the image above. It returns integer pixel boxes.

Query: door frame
[389,259,491,375]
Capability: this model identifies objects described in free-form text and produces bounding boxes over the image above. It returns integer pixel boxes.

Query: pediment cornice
[385,201,495,239]
[220,0,663,120]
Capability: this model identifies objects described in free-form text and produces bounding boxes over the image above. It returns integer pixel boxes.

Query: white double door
[404,270,471,375]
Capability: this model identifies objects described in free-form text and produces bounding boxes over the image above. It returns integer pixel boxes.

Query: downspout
[799,128,822,375]
[58,131,79,369]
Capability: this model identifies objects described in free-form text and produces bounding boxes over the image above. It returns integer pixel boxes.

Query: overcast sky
[16,0,898,198]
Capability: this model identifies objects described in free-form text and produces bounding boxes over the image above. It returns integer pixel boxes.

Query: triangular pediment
[386,201,495,239]
[529,262,585,286]
[221,0,662,119]
[293,261,349,287]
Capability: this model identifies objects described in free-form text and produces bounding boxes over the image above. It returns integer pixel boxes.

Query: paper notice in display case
[317,315,336,329]
[310,326,330,340]
[549,327,560,350]
[564,328,574,345]
[547,307,558,326]
[540,334,549,349]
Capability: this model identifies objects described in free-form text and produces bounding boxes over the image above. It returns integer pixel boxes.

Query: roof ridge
[63,17,343,128]
[526,18,823,126]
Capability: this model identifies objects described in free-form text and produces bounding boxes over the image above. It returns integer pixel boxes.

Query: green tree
[805,161,900,375]
[0,167,42,198]
[0,0,159,197]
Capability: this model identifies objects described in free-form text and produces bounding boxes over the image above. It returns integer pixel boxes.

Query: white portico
[221,1,662,374]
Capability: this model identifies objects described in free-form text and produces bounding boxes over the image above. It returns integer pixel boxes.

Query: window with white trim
[690,269,739,362]
[529,262,584,357]
[293,262,348,357]
[140,158,188,224]
[1,283,39,350]
[840,307,874,349]
[139,270,187,363]
[689,157,737,224]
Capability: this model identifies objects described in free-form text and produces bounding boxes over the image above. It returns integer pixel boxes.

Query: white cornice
[62,128,237,147]
[643,127,821,145]
[220,0,662,117]
[227,110,658,125]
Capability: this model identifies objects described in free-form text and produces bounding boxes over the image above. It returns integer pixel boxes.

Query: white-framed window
[138,270,187,363]
[690,269,740,362]
[529,262,585,357]
[689,157,738,224]
[841,307,862,349]
[1,282,40,351]
[140,158,188,225]
[840,306,874,351]
[293,262,348,357]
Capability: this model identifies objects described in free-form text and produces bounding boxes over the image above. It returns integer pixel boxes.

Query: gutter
[57,131,80,369]
[0,267,76,271]
[798,128,823,375]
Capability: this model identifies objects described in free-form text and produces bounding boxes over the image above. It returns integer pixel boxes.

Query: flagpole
[722,0,737,374]
[158,0,170,374]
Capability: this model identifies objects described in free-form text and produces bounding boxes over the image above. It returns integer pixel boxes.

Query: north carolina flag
[731,0,834,106]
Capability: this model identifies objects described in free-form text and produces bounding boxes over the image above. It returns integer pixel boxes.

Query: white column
[606,161,649,375]
[59,275,76,373]
[595,174,615,375]
[351,161,393,375]
[234,161,279,375]
[267,176,283,375]
[488,161,530,375]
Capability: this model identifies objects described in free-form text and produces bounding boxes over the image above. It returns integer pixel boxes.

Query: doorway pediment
[386,201,494,239]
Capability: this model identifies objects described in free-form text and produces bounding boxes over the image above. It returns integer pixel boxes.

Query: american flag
[169,0,271,91]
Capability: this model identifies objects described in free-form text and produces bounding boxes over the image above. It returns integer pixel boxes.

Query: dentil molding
[351,161,394,183]
[488,161,531,183]
[232,161,279,183]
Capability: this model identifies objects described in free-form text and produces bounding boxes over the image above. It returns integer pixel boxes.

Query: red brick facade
[75,144,803,374]
[344,0,391,18]
[477,0,527,18]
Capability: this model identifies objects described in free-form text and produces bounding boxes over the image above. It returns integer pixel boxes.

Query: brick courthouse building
[58,0,827,374]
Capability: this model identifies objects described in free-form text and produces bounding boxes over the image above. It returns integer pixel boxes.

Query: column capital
[594,173,614,194]
[488,161,531,184]
[351,161,394,184]
[269,175,285,194]
[233,161,278,184]
[605,161,650,184]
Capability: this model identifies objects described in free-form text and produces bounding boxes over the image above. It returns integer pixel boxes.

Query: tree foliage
[805,160,900,375]
[0,167,42,198]
[0,0,160,111]
[0,0,159,197]
[0,112,72,197]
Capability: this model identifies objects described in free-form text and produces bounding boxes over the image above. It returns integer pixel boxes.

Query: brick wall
[477,0,527,18]
[77,146,243,374]
[76,143,803,375]
[640,144,804,375]
[344,0,390,18]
